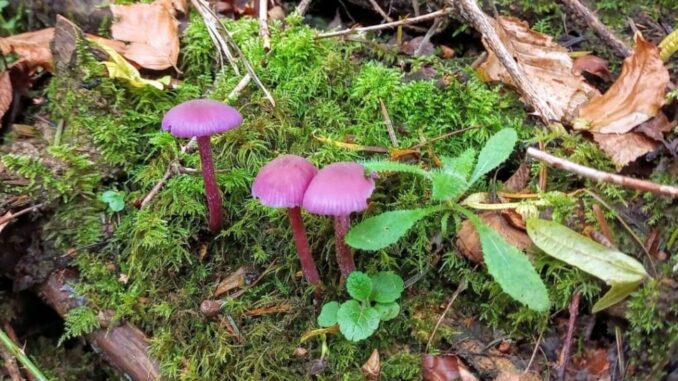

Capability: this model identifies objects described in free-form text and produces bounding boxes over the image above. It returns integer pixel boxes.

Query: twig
[414,18,442,56]
[0,337,24,381]
[524,331,543,374]
[379,99,398,146]
[592,204,614,244]
[0,328,47,381]
[615,326,625,379]
[527,147,678,198]
[409,126,479,149]
[317,8,451,39]
[559,0,632,57]
[191,0,275,106]
[258,0,271,51]
[556,290,580,381]
[296,0,313,15]
[0,203,44,226]
[368,0,394,22]
[447,0,559,123]
[411,0,421,16]
[425,278,467,352]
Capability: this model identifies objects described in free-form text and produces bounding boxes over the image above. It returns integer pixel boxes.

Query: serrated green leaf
[374,302,400,321]
[441,148,476,177]
[317,301,340,327]
[470,128,517,183]
[526,219,649,285]
[592,281,643,313]
[431,172,469,201]
[346,272,373,301]
[370,271,404,303]
[346,208,439,251]
[336,300,380,342]
[459,209,550,312]
[361,160,430,178]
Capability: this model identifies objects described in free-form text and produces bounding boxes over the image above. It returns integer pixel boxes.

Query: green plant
[346,128,550,312]
[100,190,125,212]
[317,271,404,342]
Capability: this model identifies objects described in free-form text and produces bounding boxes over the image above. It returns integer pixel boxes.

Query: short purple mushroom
[302,162,375,279]
[162,99,243,232]
[252,155,322,287]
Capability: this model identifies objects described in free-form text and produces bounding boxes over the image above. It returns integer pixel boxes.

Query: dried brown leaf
[0,28,54,71]
[477,16,598,122]
[422,354,460,381]
[592,131,658,168]
[214,265,259,297]
[634,112,676,142]
[0,71,12,120]
[572,55,610,80]
[361,349,380,380]
[456,212,533,264]
[244,303,292,316]
[503,161,531,192]
[110,0,181,70]
[494,371,542,381]
[575,35,669,133]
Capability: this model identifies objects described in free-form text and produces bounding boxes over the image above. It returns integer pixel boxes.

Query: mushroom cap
[252,155,318,208]
[161,99,243,138]
[302,162,375,216]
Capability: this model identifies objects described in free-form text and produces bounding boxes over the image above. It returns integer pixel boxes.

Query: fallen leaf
[574,34,669,133]
[494,371,542,381]
[634,112,676,142]
[422,354,460,381]
[0,71,12,120]
[572,54,610,81]
[214,265,259,297]
[503,161,531,192]
[89,38,168,89]
[456,212,533,264]
[440,45,455,59]
[245,303,292,316]
[110,0,181,70]
[591,131,658,168]
[477,16,598,122]
[0,28,54,71]
[361,349,380,380]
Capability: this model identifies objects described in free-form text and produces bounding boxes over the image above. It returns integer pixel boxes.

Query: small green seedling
[100,190,125,212]
[317,271,404,342]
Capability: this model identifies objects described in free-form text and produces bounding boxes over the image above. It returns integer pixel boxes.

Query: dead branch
[317,8,451,38]
[559,0,632,57]
[527,147,678,198]
[258,0,271,51]
[556,291,581,381]
[38,269,160,381]
[426,278,467,351]
[378,99,398,146]
[296,0,313,15]
[0,204,44,227]
[447,0,559,123]
[0,341,24,381]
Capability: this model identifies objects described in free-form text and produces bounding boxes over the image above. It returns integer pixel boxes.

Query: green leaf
[374,302,400,321]
[346,208,439,251]
[336,300,380,342]
[317,301,340,327]
[346,272,373,302]
[441,148,476,177]
[459,209,550,312]
[470,128,517,184]
[101,190,125,212]
[592,281,643,313]
[526,219,649,285]
[370,271,404,304]
[431,172,469,201]
[361,160,430,178]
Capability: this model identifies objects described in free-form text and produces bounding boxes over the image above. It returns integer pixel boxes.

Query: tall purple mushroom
[302,162,375,278]
[162,99,243,232]
[252,155,322,287]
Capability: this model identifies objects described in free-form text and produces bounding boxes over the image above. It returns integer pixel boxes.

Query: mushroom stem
[197,136,224,232]
[287,207,322,287]
[334,215,356,278]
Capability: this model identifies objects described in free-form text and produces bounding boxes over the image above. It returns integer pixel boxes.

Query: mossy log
[38,269,160,381]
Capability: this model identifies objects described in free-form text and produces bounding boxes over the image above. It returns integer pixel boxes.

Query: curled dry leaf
[0,28,55,72]
[477,16,598,122]
[591,112,675,167]
[422,354,460,381]
[574,34,669,134]
[493,371,542,381]
[110,0,183,70]
[361,349,380,380]
[0,71,11,120]
[572,54,610,81]
[456,212,533,264]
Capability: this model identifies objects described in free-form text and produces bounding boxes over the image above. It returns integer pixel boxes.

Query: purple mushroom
[252,155,322,287]
[302,162,375,278]
[162,99,243,232]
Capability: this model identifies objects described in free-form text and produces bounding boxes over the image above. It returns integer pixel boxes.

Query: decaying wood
[559,0,632,58]
[527,147,678,198]
[38,269,160,381]
[447,0,559,123]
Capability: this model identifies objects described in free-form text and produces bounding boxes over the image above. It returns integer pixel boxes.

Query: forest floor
[0,0,677,380]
